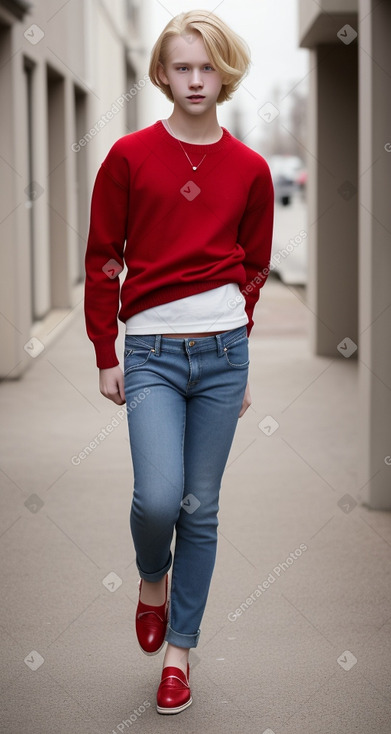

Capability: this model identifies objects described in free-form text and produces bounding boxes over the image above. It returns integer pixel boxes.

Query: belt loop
[154,334,161,356]
[215,332,224,356]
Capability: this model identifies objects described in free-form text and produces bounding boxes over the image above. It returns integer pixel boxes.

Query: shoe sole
[156,697,193,715]
[137,640,166,656]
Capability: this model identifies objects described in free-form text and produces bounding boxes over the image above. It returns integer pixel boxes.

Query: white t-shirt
[125,283,248,335]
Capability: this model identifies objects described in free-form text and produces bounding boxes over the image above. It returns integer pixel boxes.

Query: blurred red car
[296,169,308,189]
[269,155,305,206]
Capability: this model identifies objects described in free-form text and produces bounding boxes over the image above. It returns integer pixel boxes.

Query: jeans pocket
[224,336,249,369]
[124,345,153,374]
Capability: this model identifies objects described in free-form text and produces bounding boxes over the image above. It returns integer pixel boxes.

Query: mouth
[187,95,205,100]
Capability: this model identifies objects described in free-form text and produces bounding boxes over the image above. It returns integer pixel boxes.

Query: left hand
[239,381,251,417]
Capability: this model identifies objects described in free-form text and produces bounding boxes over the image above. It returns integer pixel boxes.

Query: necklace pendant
[192,165,197,171]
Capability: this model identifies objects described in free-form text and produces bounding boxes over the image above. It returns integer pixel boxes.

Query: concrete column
[7,31,31,377]
[0,23,22,378]
[47,69,69,309]
[358,0,391,508]
[64,75,80,291]
[31,58,51,320]
[307,43,358,356]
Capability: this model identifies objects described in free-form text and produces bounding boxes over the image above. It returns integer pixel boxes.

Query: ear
[157,62,169,86]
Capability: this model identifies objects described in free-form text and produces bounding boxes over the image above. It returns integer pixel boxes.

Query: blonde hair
[149,9,251,104]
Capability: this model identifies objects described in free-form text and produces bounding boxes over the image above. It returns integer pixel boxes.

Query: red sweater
[85,121,274,368]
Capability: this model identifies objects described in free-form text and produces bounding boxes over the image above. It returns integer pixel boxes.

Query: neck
[166,106,222,144]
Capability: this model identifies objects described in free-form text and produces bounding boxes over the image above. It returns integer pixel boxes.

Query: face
[158,32,223,114]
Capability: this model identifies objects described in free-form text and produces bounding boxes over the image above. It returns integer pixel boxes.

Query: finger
[118,374,126,404]
[239,399,250,417]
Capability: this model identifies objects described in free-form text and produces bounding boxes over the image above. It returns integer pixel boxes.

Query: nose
[189,69,203,88]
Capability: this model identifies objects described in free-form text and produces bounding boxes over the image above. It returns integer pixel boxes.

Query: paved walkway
[0,278,390,734]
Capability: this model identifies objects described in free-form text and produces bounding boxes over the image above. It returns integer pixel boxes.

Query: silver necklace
[165,119,207,172]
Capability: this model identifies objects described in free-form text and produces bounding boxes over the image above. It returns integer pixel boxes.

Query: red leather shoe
[156,664,192,715]
[135,575,168,655]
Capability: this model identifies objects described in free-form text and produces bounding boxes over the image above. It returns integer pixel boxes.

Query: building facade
[0,0,145,378]
[298,0,391,508]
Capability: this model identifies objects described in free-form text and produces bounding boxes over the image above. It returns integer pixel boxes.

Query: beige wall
[306,43,358,356]
[299,0,391,508]
[358,0,391,509]
[0,0,141,379]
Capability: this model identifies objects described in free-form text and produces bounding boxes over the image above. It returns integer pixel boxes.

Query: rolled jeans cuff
[165,624,201,649]
[137,554,172,582]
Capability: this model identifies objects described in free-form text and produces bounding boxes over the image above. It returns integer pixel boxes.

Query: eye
[204,65,214,71]
[176,66,188,72]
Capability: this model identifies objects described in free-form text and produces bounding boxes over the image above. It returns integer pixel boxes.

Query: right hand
[99,365,126,405]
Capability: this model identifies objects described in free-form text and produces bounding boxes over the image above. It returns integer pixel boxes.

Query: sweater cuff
[93,338,119,369]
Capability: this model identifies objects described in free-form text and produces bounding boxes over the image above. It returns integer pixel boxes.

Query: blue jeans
[124,325,249,648]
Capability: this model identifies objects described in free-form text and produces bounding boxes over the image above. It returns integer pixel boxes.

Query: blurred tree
[261,82,308,162]
[288,87,308,162]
